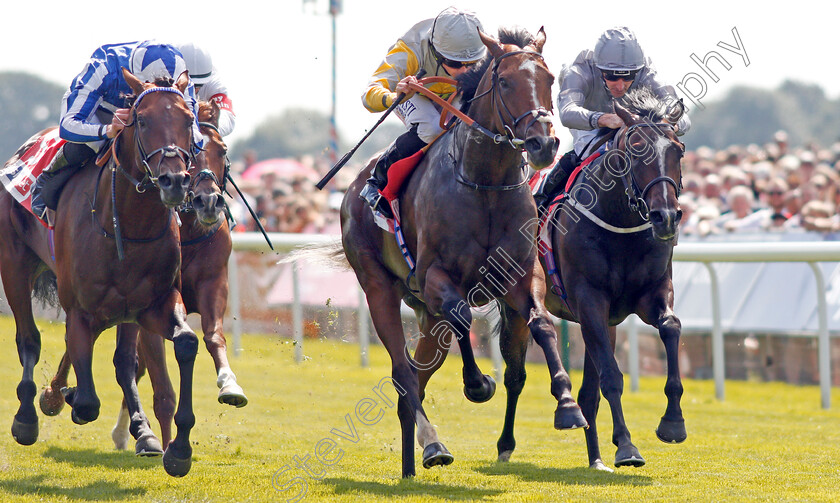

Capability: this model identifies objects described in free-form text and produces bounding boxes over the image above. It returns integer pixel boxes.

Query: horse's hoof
[464,374,496,403]
[497,450,514,462]
[554,403,588,430]
[656,417,687,444]
[422,442,454,469]
[39,388,65,416]
[615,444,645,467]
[11,417,38,446]
[163,446,193,477]
[70,408,92,425]
[135,432,164,457]
[218,384,248,408]
[590,459,614,472]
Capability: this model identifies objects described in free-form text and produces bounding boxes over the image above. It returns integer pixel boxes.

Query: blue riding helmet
[128,41,188,83]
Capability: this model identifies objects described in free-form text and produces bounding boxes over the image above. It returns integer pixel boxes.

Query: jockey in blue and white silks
[29,41,203,218]
[59,40,203,151]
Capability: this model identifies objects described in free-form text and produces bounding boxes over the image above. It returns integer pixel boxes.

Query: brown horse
[0,70,200,477]
[340,27,585,478]
[38,101,244,453]
[495,87,687,470]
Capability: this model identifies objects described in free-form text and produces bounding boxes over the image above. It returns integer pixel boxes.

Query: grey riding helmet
[430,7,486,62]
[593,27,645,74]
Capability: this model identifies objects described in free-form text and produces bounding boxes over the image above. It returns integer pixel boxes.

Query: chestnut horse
[340,27,585,478]
[38,101,245,453]
[496,88,687,470]
[0,70,199,477]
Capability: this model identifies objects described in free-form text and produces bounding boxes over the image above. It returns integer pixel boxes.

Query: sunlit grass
[0,314,838,502]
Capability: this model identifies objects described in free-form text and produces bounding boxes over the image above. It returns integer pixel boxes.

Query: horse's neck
[584,155,645,227]
[454,122,522,185]
[97,157,172,234]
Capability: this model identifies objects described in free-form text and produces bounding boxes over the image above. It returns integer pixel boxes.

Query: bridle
[613,122,683,221]
[116,86,195,193]
[451,49,554,191]
[468,50,554,149]
[96,85,195,260]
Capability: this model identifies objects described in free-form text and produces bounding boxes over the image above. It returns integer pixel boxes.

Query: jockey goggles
[602,69,638,81]
[431,44,481,69]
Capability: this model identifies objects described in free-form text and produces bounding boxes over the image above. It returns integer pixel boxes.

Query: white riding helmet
[593,27,645,72]
[175,42,214,85]
[129,41,188,83]
[430,7,486,62]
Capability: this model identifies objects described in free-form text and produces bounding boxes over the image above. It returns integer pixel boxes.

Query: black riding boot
[533,150,578,211]
[359,126,426,217]
[30,143,95,218]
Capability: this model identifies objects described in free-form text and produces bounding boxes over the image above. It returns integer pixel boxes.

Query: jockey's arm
[362,39,420,113]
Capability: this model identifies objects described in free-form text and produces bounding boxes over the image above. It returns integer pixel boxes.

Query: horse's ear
[478,29,504,59]
[533,26,546,53]
[664,98,685,126]
[175,70,190,94]
[122,67,145,95]
[614,101,638,126]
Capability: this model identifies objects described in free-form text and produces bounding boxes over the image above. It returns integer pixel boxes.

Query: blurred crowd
[227,130,840,237]
[227,150,351,234]
[678,131,840,236]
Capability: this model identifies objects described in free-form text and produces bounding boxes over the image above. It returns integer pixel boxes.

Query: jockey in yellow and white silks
[359,7,486,217]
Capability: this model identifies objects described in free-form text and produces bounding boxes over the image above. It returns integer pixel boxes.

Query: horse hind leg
[113,324,163,456]
[40,350,72,416]
[495,302,529,462]
[579,351,611,471]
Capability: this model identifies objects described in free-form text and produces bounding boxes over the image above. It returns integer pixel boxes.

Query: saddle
[0,129,67,228]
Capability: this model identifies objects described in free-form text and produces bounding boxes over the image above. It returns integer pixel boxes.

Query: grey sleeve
[558,66,599,131]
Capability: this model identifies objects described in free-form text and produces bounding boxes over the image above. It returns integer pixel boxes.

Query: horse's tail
[278,238,350,270]
[33,270,59,308]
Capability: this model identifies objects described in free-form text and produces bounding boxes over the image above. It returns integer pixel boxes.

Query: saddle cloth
[0,129,66,228]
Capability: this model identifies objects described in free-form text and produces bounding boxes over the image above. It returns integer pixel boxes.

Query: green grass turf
[0,314,838,502]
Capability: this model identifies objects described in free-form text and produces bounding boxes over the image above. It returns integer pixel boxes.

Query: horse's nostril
[650,210,665,225]
[675,210,684,224]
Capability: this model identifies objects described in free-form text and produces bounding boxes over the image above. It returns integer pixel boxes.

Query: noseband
[614,123,682,221]
[180,121,231,214]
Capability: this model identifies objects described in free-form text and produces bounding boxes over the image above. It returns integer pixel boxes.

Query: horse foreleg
[496,302,529,462]
[138,290,198,478]
[62,310,101,425]
[113,323,163,456]
[577,298,643,468]
[423,266,495,403]
[638,285,686,444]
[365,273,451,477]
[40,349,71,417]
[137,328,175,448]
[197,278,246,407]
[508,264,585,431]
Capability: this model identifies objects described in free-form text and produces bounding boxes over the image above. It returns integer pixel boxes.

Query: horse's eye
[499,77,510,90]
[137,115,146,128]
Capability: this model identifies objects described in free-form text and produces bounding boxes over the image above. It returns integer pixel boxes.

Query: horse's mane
[619,87,670,122]
[456,26,536,110]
